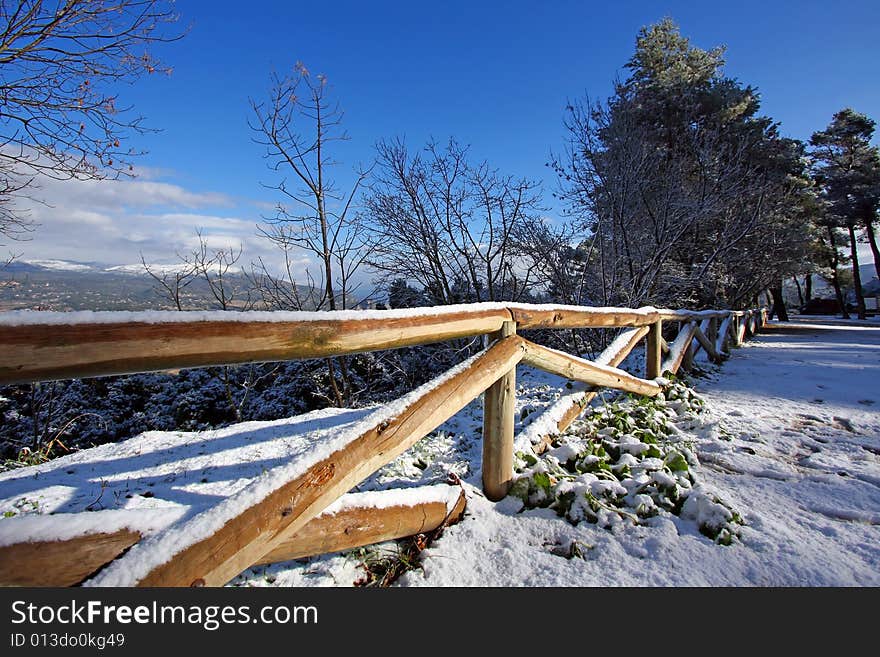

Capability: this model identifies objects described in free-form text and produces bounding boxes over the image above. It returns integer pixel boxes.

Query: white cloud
[8,175,289,273]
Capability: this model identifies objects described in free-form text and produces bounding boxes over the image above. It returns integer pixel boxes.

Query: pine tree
[554,18,815,311]
[810,109,880,320]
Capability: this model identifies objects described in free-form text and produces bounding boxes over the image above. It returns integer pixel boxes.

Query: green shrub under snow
[509,378,743,545]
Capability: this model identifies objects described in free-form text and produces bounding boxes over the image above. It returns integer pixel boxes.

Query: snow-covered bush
[510,379,743,544]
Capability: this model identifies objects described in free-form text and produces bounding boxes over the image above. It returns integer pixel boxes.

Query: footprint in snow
[831,417,856,433]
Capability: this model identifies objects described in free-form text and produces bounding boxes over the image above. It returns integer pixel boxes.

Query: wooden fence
[0,303,767,586]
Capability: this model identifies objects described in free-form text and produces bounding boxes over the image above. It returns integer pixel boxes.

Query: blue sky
[17,0,880,268]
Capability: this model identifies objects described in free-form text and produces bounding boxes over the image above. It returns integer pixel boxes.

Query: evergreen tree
[387,279,426,308]
[810,109,880,319]
[554,18,815,311]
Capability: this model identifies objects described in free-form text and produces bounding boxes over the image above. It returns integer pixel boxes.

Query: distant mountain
[22,259,99,272]
[12,259,244,277]
[1,258,312,311]
[5,259,101,274]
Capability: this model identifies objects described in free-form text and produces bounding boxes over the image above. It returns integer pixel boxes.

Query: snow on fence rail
[0,303,767,587]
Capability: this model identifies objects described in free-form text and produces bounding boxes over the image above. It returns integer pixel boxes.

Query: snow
[1,316,877,586]
[0,302,660,327]
[0,305,498,326]
[0,507,186,547]
[396,317,879,586]
[24,259,95,272]
[108,262,243,275]
[514,326,647,452]
[321,484,463,516]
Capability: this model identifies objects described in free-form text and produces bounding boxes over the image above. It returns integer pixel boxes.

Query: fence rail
[0,303,767,586]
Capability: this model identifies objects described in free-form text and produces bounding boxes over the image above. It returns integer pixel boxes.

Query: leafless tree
[0,0,182,244]
[142,254,198,311]
[249,63,372,311]
[366,137,542,304]
[249,63,373,405]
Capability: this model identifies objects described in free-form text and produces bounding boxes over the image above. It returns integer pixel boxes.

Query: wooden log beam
[0,304,752,386]
[715,316,733,355]
[657,309,729,321]
[521,340,661,397]
[690,319,711,358]
[692,325,722,364]
[0,528,141,587]
[0,487,468,586]
[682,341,695,372]
[256,486,467,565]
[744,311,754,338]
[509,305,659,329]
[482,321,517,501]
[0,307,511,385]
[660,337,670,355]
[117,336,526,587]
[707,317,718,349]
[662,322,698,375]
[732,316,742,347]
[646,319,663,379]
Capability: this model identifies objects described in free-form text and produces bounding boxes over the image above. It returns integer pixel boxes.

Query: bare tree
[142,254,198,311]
[249,63,373,406]
[366,137,542,304]
[0,0,182,244]
[249,63,371,311]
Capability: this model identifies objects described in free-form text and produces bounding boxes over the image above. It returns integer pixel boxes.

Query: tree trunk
[804,273,812,303]
[827,225,849,319]
[769,285,789,321]
[866,216,880,281]
[829,269,849,318]
[848,224,867,320]
[792,276,804,307]
[325,358,344,407]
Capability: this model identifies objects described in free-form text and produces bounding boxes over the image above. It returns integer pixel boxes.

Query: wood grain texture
[510,307,659,329]
[0,488,468,586]
[482,321,517,501]
[257,488,467,565]
[692,325,722,364]
[0,529,141,587]
[0,309,510,384]
[646,320,663,379]
[522,340,661,397]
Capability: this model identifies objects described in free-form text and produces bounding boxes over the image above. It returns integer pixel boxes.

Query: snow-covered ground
[1,317,877,586]
[399,318,880,587]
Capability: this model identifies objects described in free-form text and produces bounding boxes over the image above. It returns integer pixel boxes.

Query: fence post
[707,317,719,362]
[482,320,517,501]
[646,319,663,379]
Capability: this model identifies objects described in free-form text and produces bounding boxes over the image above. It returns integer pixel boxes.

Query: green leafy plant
[511,379,742,544]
